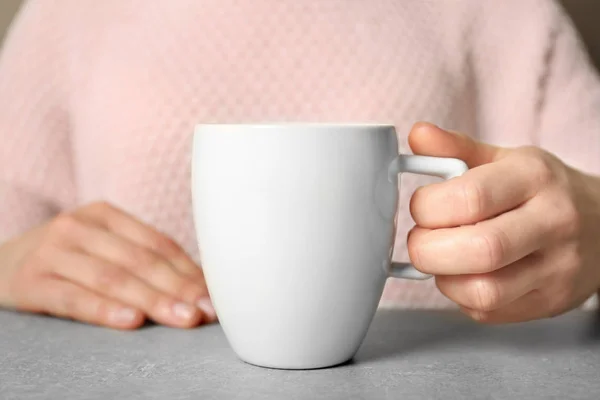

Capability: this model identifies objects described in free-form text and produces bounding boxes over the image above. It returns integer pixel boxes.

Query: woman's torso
[61,0,530,307]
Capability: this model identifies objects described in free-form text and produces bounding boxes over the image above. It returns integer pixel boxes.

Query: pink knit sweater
[1,0,600,308]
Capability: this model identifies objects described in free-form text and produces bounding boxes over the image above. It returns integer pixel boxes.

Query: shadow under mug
[191,123,468,369]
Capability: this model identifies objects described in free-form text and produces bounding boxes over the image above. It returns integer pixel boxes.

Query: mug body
[192,123,400,369]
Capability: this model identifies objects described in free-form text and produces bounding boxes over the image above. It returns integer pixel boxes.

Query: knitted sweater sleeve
[471,0,600,176]
[0,0,75,243]
[536,1,600,176]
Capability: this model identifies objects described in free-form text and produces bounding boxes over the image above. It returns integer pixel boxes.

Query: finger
[19,277,144,329]
[73,204,217,323]
[460,288,563,324]
[460,289,547,324]
[77,202,205,281]
[62,219,209,307]
[461,245,591,324]
[408,197,550,274]
[408,122,504,168]
[435,252,549,312]
[410,157,539,228]
[48,248,203,328]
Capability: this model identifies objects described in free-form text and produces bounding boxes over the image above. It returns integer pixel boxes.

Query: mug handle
[388,154,469,280]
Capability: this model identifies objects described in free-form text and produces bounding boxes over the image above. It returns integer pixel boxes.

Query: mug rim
[194,122,395,130]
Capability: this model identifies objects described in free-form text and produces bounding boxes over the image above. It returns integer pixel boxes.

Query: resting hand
[0,202,215,329]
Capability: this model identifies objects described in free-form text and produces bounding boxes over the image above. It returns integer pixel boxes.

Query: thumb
[408,122,505,168]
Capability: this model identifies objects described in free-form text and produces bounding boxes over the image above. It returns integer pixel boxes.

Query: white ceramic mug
[191,124,467,369]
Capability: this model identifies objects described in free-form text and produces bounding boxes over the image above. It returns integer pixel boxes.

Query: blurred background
[5,0,599,75]
[0,0,20,44]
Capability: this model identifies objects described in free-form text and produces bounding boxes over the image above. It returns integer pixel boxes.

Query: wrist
[568,169,600,294]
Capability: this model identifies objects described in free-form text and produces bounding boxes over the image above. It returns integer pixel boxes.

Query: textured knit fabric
[1,0,600,308]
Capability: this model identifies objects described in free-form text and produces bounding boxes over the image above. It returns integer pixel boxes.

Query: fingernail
[415,121,438,130]
[197,297,216,320]
[173,302,195,320]
[112,307,138,324]
[448,129,465,137]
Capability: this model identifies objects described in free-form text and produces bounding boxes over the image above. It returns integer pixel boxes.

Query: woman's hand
[0,202,215,329]
[408,122,600,323]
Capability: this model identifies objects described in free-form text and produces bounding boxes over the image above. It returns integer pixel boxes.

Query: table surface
[1,309,599,400]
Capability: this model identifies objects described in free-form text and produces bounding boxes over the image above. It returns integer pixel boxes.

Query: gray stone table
[1,309,599,399]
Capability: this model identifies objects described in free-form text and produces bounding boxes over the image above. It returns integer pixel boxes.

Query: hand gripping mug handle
[388,154,469,280]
